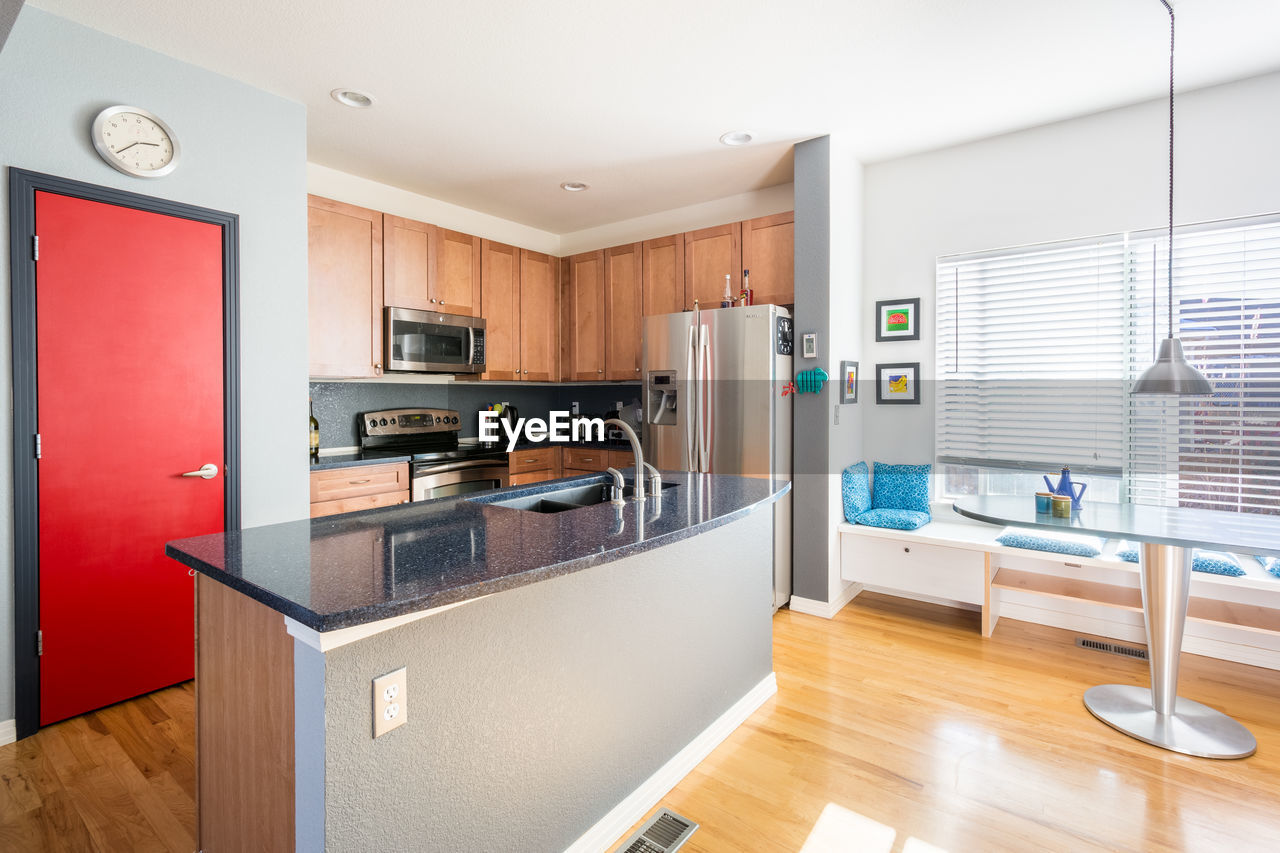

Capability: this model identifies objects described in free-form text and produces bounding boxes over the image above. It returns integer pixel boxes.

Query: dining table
[953,495,1280,759]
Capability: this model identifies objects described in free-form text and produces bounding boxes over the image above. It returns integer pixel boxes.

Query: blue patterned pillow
[1118,542,1243,576]
[996,527,1103,558]
[871,462,931,514]
[1256,555,1280,578]
[854,508,931,530]
[1192,551,1244,577]
[841,462,871,522]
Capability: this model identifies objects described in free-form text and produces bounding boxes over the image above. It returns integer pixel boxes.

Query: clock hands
[114,141,160,154]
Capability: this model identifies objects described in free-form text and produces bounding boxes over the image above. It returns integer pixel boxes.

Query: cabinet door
[642,233,685,317]
[605,243,643,380]
[480,239,520,381]
[435,229,483,317]
[382,214,437,312]
[566,251,606,380]
[308,196,383,378]
[519,250,559,381]
[741,211,794,306]
[684,222,742,310]
[559,257,572,381]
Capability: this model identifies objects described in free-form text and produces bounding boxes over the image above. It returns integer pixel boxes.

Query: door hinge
[32,235,39,261]
[34,433,42,459]
[37,630,43,656]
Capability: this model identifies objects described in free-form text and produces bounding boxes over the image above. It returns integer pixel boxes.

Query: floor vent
[619,808,699,853]
[1076,637,1149,661]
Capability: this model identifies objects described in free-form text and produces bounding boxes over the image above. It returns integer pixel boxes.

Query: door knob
[181,463,219,480]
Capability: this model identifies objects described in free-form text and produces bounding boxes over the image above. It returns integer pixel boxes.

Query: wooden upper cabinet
[559,257,572,381]
[382,215,437,312]
[480,239,520,381]
[435,229,483,317]
[684,222,742,311]
[741,211,794,306]
[566,251,606,380]
[307,196,383,378]
[519,250,558,381]
[604,243,643,380]
[642,233,685,317]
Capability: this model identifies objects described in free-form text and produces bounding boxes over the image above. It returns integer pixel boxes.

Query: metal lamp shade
[1132,337,1213,395]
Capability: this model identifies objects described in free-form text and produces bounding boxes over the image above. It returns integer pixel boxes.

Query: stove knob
[368,419,377,429]
[380,418,388,426]
[451,416,459,424]
[435,416,442,424]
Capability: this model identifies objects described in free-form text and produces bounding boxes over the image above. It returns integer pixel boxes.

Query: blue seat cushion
[871,462,931,514]
[854,508,931,531]
[841,462,872,522]
[1117,541,1245,576]
[996,527,1103,558]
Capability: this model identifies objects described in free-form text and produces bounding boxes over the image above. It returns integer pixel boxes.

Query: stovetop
[361,444,508,465]
[358,407,508,468]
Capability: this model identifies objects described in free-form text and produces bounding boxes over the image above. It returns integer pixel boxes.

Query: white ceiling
[30,0,1280,234]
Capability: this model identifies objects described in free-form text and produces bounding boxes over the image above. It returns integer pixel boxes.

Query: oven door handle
[415,459,509,476]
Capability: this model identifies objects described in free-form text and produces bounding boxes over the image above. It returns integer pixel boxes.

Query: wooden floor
[614,593,1280,853]
[0,682,195,852]
[4,595,1280,852]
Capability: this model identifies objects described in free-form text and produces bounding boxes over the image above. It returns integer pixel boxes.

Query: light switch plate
[372,667,407,738]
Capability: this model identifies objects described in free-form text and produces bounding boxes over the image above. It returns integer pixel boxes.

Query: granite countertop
[167,471,789,632]
[309,452,412,471]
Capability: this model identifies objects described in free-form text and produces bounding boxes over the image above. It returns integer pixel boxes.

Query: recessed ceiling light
[560,181,590,192]
[719,131,754,146]
[330,88,375,109]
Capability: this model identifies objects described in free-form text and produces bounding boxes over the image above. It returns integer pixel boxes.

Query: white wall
[308,163,560,255]
[558,183,794,255]
[861,70,1280,467]
[0,7,309,724]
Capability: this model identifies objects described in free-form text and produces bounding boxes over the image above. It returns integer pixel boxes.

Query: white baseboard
[0,719,15,746]
[564,672,778,853]
[789,583,862,619]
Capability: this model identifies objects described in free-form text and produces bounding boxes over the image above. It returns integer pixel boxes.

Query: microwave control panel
[471,329,485,366]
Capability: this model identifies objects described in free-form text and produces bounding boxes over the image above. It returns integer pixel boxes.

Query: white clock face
[92,106,180,178]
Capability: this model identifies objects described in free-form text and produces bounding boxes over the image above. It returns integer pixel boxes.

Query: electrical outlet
[834,404,840,425]
[372,667,407,738]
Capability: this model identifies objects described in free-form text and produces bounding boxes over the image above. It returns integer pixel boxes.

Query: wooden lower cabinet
[563,447,610,473]
[508,446,562,485]
[309,462,410,518]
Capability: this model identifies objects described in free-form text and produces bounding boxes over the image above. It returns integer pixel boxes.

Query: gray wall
[0,1,22,53]
[311,381,642,448]
[299,515,773,852]
[0,7,308,722]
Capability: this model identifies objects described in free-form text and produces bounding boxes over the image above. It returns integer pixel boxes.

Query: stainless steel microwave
[384,307,486,374]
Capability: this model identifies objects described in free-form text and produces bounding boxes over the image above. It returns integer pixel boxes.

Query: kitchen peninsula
[166,470,788,852]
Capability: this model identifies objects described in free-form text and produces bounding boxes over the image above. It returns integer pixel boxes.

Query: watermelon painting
[876,297,920,341]
[886,310,910,331]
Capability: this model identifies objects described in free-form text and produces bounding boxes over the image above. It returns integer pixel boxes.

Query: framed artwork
[875,297,920,342]
[839,361,859,404]
[875,362,920,405]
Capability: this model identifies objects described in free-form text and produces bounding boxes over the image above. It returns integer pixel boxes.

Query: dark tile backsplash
[309,381,643,449]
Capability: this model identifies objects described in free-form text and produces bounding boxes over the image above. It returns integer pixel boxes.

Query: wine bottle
[309,397,320,460]
[741,268,753,305]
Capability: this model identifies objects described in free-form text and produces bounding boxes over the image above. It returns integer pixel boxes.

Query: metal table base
[1081,543,1256,759]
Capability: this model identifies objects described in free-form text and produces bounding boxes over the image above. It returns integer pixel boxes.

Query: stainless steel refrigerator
[642,304,793,608]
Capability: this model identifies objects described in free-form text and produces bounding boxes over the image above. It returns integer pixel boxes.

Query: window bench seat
[837,512,1280,667]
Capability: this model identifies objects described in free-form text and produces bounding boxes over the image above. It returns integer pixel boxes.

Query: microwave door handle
[468,326,476,366]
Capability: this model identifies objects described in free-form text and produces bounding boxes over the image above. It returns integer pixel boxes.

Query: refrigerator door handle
[698,323,712,473]
[685,323,697,469]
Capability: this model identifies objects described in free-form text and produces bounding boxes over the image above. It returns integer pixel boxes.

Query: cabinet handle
[374,363,382,374]
[581,457,594,462]
[597,369,603,373]
[524,458,538,463]
[523,370,528,374]
[430,298,438,304]
[349,478,371,484]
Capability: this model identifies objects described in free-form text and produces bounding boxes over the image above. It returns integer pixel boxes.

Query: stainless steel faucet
[603,419,650,502]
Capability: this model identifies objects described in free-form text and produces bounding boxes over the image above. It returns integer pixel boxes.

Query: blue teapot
[1044,466,1087,509]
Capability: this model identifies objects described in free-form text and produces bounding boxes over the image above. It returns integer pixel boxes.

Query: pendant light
[1131,0,1213,396]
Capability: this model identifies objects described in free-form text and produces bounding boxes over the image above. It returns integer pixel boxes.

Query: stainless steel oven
[412,459,508,501]
[385,307,486,374]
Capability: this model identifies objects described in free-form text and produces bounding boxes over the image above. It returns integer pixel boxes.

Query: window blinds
[936,237,1127,476]
[1126,216,1280,514]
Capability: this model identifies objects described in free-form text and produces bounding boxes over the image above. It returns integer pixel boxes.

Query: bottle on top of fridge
[741,269,753,306]
[720,274,733,308]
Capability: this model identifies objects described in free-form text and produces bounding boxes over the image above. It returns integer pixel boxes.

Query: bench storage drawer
[841,535,985,605]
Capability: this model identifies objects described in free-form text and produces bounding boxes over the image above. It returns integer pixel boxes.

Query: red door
[35,191,225,726]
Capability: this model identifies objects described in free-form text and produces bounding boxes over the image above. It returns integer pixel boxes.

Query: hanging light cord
[1161,0,1174,339]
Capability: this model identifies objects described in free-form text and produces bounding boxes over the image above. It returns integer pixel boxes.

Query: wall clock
[91,105,180,178]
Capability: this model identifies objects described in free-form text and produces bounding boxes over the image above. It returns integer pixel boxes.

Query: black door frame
[8,167,242,739]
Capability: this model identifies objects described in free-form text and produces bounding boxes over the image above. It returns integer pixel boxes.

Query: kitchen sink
[482,480,678,514]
